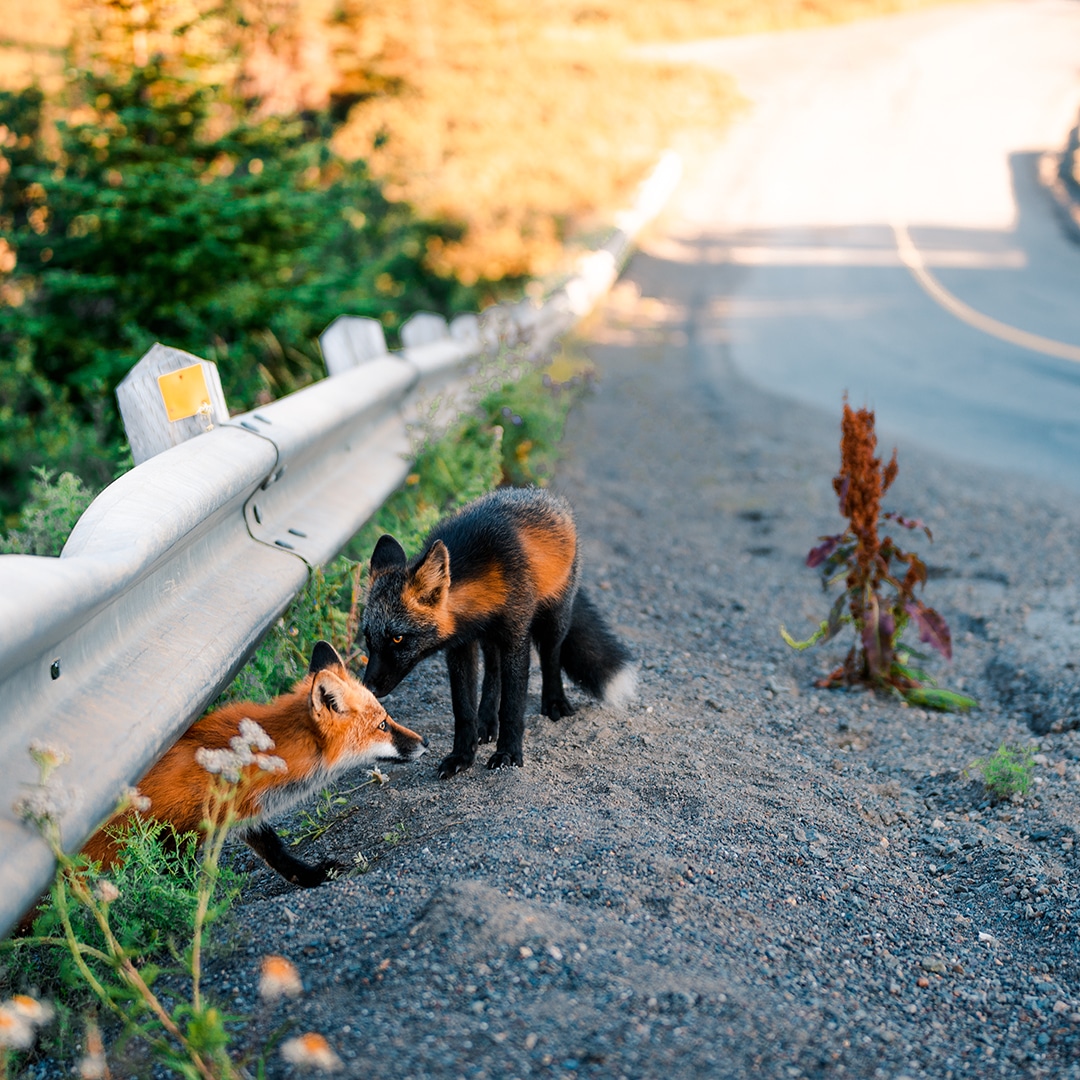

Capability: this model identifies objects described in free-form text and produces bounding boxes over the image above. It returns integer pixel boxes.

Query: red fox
[83,641,428,887]
[362,487,635,778]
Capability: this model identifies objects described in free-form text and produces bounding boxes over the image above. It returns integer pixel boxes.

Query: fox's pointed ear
[310,670,346,722]
[309,640,345,675]
[409,540,450,607]
[370,535,407,577]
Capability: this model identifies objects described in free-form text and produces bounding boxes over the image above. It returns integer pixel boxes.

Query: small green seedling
[382,822,408,847]
[968,744,1034,801]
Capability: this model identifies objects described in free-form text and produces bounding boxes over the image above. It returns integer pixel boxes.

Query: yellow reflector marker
[157,364,211,423]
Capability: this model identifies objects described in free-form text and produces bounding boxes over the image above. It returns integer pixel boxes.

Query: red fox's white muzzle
[385,726,428,761]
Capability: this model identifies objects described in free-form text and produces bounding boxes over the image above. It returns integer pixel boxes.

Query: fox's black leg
[487,638,531,770]
[439,641,480,779]
[533,600,575,721]
[477,640,502,743]
[243,823,345,888]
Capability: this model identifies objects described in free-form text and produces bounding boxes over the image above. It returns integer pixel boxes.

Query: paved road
[643,0,1080,489]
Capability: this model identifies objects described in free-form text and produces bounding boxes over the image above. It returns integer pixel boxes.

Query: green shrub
[0,468,95,554]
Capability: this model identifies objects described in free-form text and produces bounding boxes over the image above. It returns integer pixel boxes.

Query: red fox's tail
[559,588,636,706]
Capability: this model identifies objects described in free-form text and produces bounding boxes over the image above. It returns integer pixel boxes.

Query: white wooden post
[400,311,449,349]
[449,313,480,346]
[320,315,388,376]
[115,343,229,466]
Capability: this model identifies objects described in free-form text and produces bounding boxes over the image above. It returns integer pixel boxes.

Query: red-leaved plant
[782,402,976,711]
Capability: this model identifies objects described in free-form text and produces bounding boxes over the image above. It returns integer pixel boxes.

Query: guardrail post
[320,315,389,376]
[400,311,449,348]
[449,313,480,347]
[115,343,229,466]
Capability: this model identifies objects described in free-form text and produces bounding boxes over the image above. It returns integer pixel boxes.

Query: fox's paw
[291,859,348,888]
[486,750,523,770]
[541,693,575,722]
[477,716,499,744]
[437,751,475,779]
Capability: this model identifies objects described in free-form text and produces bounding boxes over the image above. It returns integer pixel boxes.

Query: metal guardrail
[0,150,681,936]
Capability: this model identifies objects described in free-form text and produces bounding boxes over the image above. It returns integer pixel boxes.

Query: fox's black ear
[410,539,450,606]
[309,640,344,674]
[371,534,407,576]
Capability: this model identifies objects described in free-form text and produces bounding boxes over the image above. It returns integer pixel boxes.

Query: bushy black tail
[559,588,636,705]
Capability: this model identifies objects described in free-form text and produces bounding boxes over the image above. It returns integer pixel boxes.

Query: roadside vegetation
[2,735,332,1078]
[0,468,93,556]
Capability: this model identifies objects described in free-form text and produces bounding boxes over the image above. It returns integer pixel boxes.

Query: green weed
[968,744,1035,801]
[4,813,241,1051]
[280,769,389,848]
[382,822,409,848]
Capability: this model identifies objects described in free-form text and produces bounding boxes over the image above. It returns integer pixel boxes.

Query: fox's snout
[362,654,404,699]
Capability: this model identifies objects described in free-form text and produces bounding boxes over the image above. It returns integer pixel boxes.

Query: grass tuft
[968,744,1035,801]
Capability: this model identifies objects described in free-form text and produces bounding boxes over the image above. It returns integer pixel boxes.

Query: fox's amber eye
[379,720,388,731]
[392,634,403,645]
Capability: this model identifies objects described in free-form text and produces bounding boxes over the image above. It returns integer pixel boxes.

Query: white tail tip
[602,666,638,708]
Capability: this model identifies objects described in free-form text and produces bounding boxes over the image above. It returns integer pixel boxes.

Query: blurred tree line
[0,1,489,524]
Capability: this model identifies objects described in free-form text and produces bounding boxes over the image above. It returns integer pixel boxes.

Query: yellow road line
[892,222,1080,364]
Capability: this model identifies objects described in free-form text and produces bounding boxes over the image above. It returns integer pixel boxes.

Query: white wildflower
[119,786,151,814]
[195,720,280,782]
[77,1047,108,1080]
[28,741,70,783]
[94,880,120,904]
[238,718,275,752]
[13,783,82,826]
[258,955,303,1001]
[226,736,256,767]
[0,1004,34,1050]
[0,995,53,1050]
[280,1033,343,1071]
[254,754,287,774]
[77,1015,107,1080]
[193,747,243,782]
[8,996,53,1027]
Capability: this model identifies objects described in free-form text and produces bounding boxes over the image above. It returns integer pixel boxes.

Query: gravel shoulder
[208,242,1080,1080]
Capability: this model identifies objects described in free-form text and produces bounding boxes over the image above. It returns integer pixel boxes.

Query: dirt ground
[151,234,1080,1080]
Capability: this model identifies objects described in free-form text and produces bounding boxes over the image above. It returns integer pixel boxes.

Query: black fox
[361,487,635,777]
